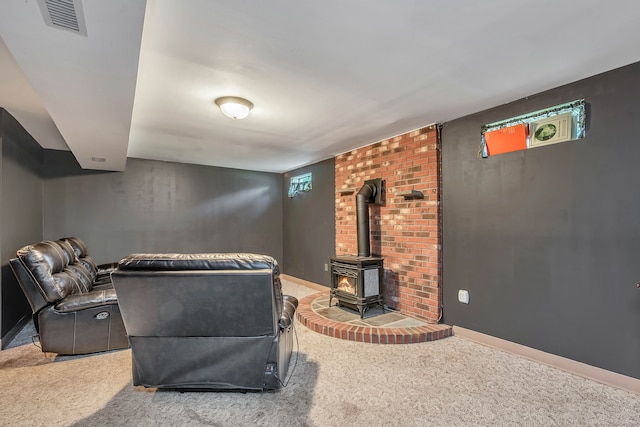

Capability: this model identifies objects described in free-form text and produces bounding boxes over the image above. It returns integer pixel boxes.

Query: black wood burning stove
[330,178,385,318]
[330,256,384,318]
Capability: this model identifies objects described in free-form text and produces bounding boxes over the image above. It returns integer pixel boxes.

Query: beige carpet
[1,279,639,426]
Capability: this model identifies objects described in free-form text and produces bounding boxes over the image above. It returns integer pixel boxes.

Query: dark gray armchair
[111,253,298,391]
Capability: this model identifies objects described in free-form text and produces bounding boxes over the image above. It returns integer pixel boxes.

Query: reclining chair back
[59,236,118,283]
[112,253,296,391]
[9,257,49,315]
[59,237,97,281]
[10,240,93,313]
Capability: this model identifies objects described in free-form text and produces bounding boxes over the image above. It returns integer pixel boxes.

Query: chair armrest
[279,295,299,329]
[93,275,114,286]
[97,262,118,276]
[54,288,118,313]
[95,262,118,283]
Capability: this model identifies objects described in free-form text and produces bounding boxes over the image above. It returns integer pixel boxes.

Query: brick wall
[335,124,441,322]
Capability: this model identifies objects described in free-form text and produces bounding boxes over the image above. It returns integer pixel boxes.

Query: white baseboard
[453,326,640,396]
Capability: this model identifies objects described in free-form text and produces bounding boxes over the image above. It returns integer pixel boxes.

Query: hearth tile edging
[296,292,452,344]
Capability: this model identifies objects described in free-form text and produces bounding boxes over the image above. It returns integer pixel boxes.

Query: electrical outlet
[324,263,329,271]
[458,290,470,304]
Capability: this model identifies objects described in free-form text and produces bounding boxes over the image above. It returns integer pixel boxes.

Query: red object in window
[485,123,528,156]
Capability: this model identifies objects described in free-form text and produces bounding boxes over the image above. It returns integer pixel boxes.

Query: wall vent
[38,0,87,36]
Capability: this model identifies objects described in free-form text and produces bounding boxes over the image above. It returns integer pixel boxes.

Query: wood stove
[330,256,384,318]
[331,178,386,318]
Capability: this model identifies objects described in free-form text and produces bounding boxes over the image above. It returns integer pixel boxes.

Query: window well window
[479,99,586,157]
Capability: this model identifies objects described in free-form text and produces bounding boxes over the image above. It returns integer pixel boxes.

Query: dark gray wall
[442,62,640,379]
[0,109,44,342]
[282,158,335,286]
[43,152,284,266]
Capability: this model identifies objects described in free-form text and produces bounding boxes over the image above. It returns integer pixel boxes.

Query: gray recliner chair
[111,253,298,391]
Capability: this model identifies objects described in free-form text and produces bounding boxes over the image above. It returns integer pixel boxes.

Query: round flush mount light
[214,96,254,119]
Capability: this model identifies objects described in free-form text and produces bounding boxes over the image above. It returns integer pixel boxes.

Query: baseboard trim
[280,274,328,292]
[453,326,640,395]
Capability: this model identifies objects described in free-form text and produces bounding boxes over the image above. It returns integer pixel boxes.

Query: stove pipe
[356,182,377,257]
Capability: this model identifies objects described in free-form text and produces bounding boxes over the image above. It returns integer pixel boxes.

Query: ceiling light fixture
[214,96,254,119]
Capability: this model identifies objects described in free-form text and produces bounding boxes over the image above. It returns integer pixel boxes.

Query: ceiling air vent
[38,0,87,36]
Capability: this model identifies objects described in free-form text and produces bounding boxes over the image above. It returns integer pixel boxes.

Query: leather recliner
[111,253,299,391]
[59,236,118,286]
[9,238,129,355]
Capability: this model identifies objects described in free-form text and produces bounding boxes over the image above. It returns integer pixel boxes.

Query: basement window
[288,172,312,198]
[479,99,586,157]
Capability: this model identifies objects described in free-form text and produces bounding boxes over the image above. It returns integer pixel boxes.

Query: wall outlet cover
[458,290,470,304]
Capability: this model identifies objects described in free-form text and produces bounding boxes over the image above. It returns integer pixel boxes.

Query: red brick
[335,126,442,323]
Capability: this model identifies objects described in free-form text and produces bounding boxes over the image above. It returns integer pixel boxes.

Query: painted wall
[282,158,335,286]
[441,62,640,379]
[0,109,44,343]
[43,152,284,266]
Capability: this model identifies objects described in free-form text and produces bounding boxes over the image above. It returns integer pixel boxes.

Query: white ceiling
[1,0,640,173]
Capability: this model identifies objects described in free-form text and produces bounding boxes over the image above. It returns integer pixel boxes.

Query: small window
[479,99,586,157]
[288,172,312,198]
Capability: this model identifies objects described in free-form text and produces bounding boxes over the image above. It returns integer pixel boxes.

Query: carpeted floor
[1,279,639,426]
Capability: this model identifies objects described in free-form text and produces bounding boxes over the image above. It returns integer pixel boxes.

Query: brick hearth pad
[296,292,453,344]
